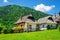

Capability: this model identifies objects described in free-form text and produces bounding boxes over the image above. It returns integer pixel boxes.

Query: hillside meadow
[0,30,60,40]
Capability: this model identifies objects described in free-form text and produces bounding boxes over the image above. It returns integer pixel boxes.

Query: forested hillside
[0,5,50,30]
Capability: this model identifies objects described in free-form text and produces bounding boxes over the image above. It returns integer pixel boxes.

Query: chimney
[54,13,57,19]
[29,13,32,16]
[20,16,22,20]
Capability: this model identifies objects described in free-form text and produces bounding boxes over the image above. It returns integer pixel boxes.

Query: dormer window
[27,16,35,21]
[48,17,54,22]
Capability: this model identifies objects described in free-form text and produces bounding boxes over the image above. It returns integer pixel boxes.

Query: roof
[14,14,35,24]
[56,16,60,21]
[38,16,57,24]
[14,14,60,25]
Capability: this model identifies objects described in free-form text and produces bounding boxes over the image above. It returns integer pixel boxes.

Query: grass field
[0,30,60,40]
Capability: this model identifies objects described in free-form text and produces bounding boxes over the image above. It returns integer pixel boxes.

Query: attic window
[27,16,35,21]
[48,17,54,22]
[56,21,60,24]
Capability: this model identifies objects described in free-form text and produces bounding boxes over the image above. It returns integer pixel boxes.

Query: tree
[0,27,3,34]
[47,24,51,30]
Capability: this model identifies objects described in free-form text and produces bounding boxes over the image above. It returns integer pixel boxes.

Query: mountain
[0,5,50,30]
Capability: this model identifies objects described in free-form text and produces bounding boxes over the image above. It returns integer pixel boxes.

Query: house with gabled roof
[37,12,60,30]
[13,14,37,32]
[37,16,57,30]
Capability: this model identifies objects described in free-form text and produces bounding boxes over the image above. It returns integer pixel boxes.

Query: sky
[0,0,60,15]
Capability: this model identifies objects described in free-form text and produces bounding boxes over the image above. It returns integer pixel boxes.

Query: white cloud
[3,0,8,3]
[34,4,55,12]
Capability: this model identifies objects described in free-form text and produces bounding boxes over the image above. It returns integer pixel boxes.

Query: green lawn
[0,30,60,40]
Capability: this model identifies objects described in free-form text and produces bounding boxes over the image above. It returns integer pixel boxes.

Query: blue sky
[0,0,60,15]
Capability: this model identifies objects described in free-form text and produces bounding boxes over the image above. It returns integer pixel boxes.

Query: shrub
[3,29,8,34]
[10,29,14,33]
[58,25,60,31]
[59,27,60,31]
[19,29,24,33]
[47,24,51,30]
[0,27,3,34]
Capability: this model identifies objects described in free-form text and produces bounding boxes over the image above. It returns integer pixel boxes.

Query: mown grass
[0,30,60,40]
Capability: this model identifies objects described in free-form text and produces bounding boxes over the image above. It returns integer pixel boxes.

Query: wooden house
[13,14,37,32]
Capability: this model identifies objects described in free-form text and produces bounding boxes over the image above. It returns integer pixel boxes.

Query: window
[48,17,54,22]
[29,25,32,29]
[21,25,22,27]
[27,16,35,21]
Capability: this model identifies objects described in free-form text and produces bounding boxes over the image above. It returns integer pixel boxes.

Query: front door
[28,25,32,32]
[36,24,40,31]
